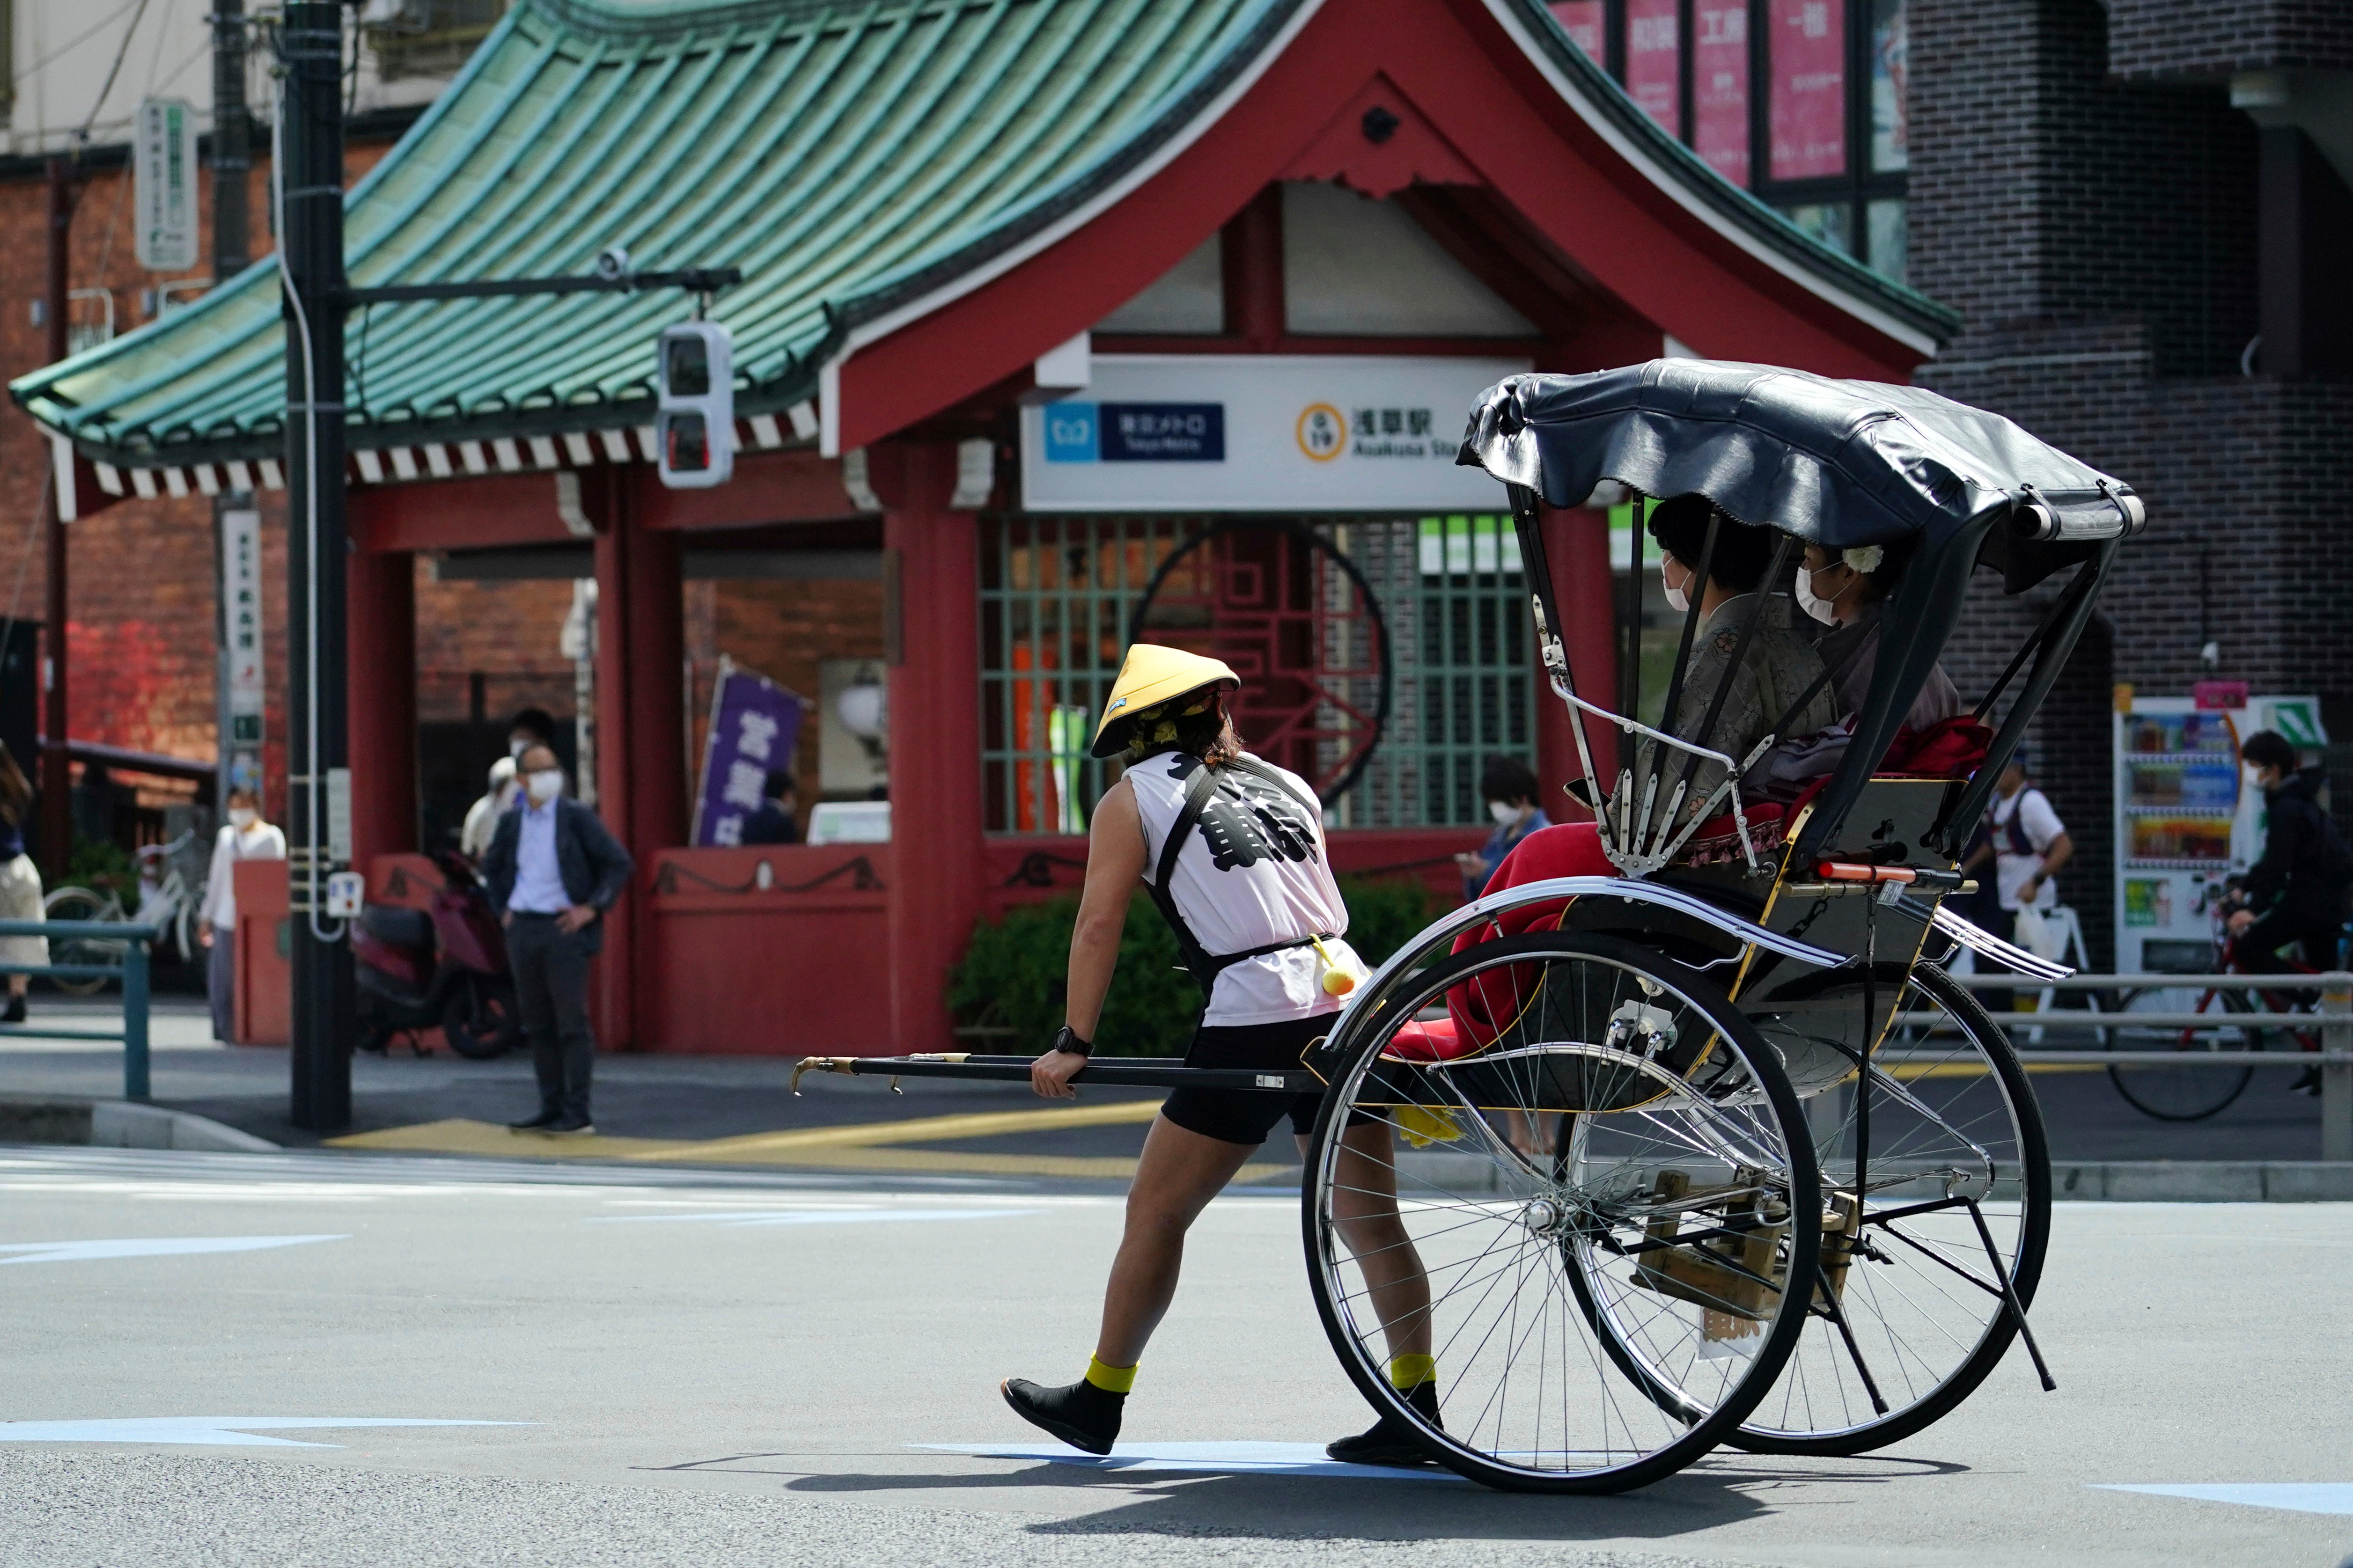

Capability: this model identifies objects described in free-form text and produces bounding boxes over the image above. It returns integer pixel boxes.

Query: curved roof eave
[11,0,1954,475]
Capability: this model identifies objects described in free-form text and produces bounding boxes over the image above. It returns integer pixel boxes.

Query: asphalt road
[0,1144,2346,1568]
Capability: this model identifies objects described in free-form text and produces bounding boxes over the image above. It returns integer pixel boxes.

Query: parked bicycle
[41,832,206,994]
[2108,888,2344,1121]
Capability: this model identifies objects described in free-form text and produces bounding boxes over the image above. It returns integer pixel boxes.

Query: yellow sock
[1389,1354,1436,1391]
[1083,1355,1137,1394]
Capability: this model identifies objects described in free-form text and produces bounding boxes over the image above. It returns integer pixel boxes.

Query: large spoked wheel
[2110,985,2263,1121]
[40,887,123,996]
[1303,930,1821,1493]
[1728,961,2052,1454]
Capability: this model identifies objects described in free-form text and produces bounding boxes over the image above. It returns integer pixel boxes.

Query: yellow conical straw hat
[1090,644,1240,758]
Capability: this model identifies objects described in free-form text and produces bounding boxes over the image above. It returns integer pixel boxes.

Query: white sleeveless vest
[1127,750,1360,1026]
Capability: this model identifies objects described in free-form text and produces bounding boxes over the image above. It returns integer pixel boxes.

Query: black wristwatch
[1053,1026,1093,1057]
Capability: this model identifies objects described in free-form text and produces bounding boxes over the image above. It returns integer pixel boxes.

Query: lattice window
[979,513,1534,834]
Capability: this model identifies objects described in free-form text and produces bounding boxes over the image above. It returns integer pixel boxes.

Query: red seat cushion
[1427,823,1618,1060]
[1882,715,1993,778]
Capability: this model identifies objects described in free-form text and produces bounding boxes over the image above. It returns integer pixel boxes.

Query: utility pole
[40,158,74,884]
[211,0,251,278]
[280,2,353,1131]
[212,0,255,819]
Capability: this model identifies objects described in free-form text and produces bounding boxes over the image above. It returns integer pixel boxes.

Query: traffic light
[656,322,733,489]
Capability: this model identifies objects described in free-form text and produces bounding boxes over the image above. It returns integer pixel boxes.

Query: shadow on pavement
[696,1451,1967,1543]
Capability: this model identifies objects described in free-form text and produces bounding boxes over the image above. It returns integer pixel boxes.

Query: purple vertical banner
[691,659,806,847]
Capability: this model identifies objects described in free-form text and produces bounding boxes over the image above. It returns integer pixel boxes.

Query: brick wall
[1912,0,2353,966]
[0,141,381,825]
[2108,0,2353,79]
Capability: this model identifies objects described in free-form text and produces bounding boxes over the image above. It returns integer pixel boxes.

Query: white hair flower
[1841,545,1885,574]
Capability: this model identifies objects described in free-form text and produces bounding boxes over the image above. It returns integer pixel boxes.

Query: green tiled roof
[13,0,1303,468]
[11,0,1956,473]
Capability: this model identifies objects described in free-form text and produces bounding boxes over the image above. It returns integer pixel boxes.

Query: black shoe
[2291,1067,2322,1097]
[1327,1380,1442,1467]
[507,1110,559,1132]
[1000,1377,1123,1456]
[1,995,23,1024]
[544,1118,596,1137]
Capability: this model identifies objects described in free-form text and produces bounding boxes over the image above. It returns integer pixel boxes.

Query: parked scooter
[353,849,522,1059]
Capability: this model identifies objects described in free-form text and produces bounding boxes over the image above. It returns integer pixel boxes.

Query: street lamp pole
[40,158,74,886]
[280,1,353,1131]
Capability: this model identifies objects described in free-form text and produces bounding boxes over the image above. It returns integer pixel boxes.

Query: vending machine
[2112,692,2328,973]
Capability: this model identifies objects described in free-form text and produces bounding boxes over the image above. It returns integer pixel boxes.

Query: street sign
[134,99,199,272]
[656,322,734,489]
[221,506,264,796]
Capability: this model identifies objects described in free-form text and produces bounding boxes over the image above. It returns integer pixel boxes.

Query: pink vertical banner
[1625,0,1680,135]
[1770,0,1846,180]
[1548,0,1604,59]
[1693,1,1751,186]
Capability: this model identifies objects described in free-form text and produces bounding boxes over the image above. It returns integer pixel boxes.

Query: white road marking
[0,1235,345,1266]
[913,1442,1465,1481]
[2095,1483,2353,1516]
[0,1417,522,1448]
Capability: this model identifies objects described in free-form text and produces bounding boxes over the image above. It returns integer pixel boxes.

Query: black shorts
[1160,1013,1340,1148]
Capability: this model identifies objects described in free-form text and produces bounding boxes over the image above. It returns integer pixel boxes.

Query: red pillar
[591,471,636,1050]
[345,544,417,870]
[1535,505,1617,819]
[588,470,684,1052]
[874,442,985,1052]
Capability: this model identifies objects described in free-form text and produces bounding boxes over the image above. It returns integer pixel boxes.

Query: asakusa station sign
[1019,355,1529,512]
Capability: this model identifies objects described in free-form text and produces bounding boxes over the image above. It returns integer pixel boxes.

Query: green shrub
[949,875,1442,1057]
[67,836,140,909]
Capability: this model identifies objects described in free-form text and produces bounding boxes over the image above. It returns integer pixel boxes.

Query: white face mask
[1489,800,1523,827]
[509,738,530,759]
[525,769,564,804]
[1795,564,1843,625]
[1661,556,1691,614]
[228,807,257,830]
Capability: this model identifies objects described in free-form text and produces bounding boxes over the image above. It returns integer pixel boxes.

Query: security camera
[595,247,631,282]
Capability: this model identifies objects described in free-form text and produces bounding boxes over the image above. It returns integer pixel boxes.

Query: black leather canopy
[1457,359,2143,568]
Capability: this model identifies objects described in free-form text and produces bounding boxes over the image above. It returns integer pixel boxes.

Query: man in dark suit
[740,770,801,846]
[480,743,634,1135]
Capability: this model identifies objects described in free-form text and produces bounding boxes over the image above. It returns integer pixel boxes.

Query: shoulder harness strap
[1145,759,1333,996]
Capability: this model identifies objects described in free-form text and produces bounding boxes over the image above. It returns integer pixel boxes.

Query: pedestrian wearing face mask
[480,745,634,1135]
[198,787,287,1043]
[1796,539,1963,729]
[1456,756,1549,901]
[1636,497,1836,826]
[497,709,559,819]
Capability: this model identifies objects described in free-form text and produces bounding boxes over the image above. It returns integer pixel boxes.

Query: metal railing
[0,920,158,1100]
[1904,970,2353,1160]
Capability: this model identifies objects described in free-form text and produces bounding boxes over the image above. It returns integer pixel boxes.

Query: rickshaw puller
[1001,645,1439,1466]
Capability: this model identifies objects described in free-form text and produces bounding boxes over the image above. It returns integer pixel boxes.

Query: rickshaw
[795,359,2139,1493]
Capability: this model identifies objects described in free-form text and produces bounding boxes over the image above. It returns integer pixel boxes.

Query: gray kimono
[1630,593,1836,829]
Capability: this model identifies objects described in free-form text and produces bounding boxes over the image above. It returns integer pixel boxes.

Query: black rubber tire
[2109,985,2260,1121]
[1726,962,2053,1455]
[442,981,522,1060]
[1302,930,1822,1494]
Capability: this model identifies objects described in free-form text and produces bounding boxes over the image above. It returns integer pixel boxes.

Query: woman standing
[198,787,286,1044]
[0,743,45,1023]
[1001,645,1440,1468]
